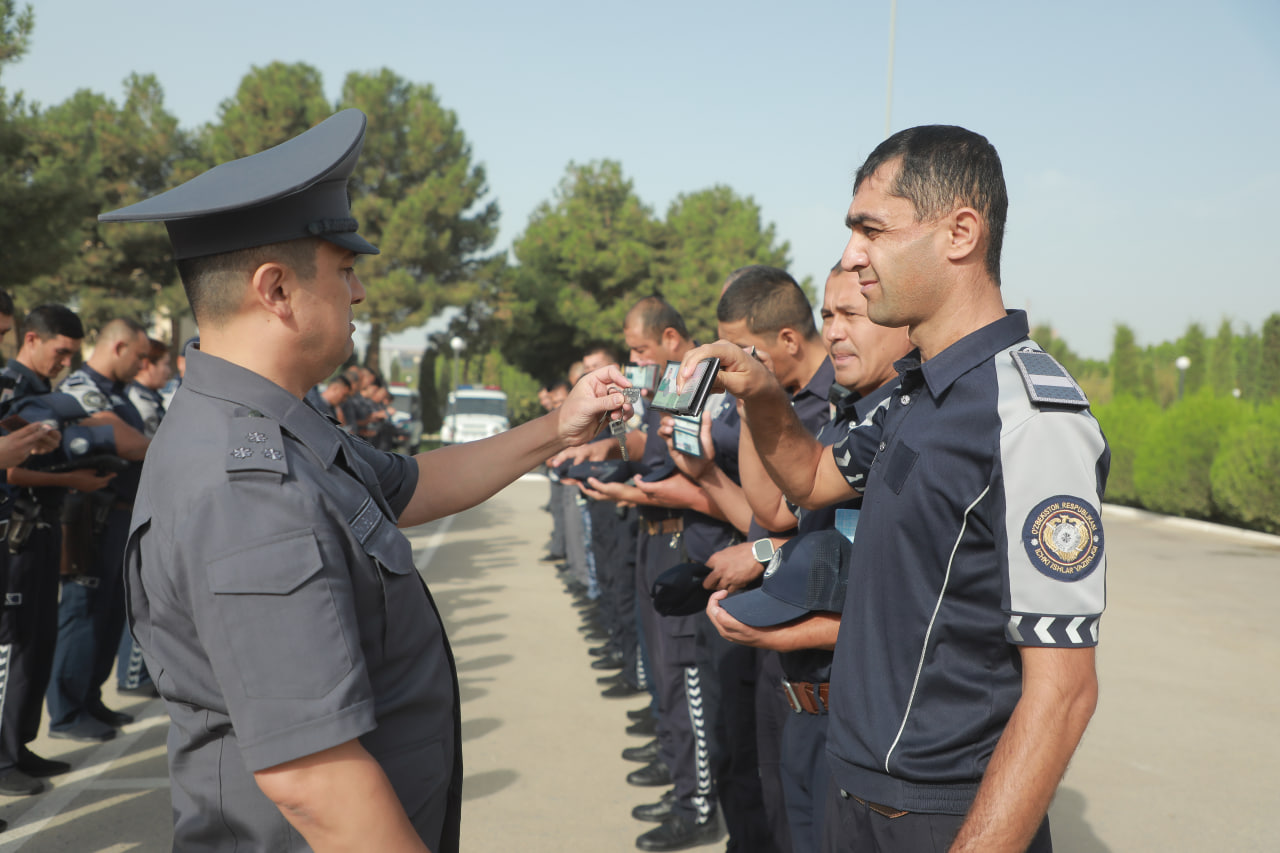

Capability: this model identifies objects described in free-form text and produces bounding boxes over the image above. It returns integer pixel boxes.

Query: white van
[440,387,509,444]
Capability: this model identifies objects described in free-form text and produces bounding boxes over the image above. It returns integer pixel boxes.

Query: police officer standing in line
[0,293,70,816]
[48,317,153,741]
[0,303,118,789]
[584,296,723,851]
[304,374,353,423]
[117,337,174,699]
[679,126,1108,853]
[705,266,912,850]
[99,109,631,852]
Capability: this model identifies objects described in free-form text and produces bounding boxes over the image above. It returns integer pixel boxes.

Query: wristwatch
[751,538,776,563]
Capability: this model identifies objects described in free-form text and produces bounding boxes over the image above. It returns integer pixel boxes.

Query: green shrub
[1092,395,1161,507]
[1132,390,1238,518]
[1209,401,1280,533]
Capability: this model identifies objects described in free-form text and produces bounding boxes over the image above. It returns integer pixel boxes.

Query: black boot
[635,811,720,851]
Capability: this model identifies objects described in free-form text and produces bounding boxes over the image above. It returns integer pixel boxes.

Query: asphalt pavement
[0,478,1276,852]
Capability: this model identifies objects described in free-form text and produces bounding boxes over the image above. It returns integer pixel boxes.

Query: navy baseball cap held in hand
[99,109,379,261]
[720,529,853,628]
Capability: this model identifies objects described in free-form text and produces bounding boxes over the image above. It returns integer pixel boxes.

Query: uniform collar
[793,356,835,404]
[182,349,344,468]
[895,310,1030,398]
[4,359,51,394]
[77,363,124,394]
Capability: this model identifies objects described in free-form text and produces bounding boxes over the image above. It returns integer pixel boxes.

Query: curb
[1102,503,1280,548]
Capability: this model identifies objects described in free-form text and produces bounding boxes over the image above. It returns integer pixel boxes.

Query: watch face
[752,539,774,563]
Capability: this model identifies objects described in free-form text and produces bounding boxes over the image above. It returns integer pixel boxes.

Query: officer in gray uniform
[100,109,632,852]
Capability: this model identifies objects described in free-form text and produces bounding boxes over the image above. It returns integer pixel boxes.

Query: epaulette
[1010,349,1090,409]
[226,413,289,478]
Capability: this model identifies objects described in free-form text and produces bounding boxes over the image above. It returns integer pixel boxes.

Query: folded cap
[720,529,852,627]
[99,109,379,260]
[8,392,92,425]
[651,562,713,617]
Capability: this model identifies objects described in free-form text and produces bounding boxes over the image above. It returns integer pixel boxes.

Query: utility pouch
[7,496,38,555]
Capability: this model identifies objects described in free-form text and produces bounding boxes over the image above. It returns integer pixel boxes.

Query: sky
[5,0,1279,360]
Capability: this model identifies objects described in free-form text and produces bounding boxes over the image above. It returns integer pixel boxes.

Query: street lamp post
[1175,355,1190,400]
[449,336,465,443]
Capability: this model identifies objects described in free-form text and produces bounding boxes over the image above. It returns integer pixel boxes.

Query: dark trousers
[637,523,714,823]
[820,780,1054,852]
[778,707,831,853]
[756,651,793,851]
[696,620,781,853]
[546,478,565,558]
[0,526,61,769]
[47,507,130,730]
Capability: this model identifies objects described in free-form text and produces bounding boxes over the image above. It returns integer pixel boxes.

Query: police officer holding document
[677,126,1108,853]
[99,110,632,852]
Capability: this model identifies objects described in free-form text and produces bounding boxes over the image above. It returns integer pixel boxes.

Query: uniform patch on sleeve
[1022,495,1104,582]
[1011,350,1089,408]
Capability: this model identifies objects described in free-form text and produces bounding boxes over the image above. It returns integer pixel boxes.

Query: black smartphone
[649,357,720,418]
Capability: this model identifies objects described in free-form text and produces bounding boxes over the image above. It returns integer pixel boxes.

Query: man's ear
[660,326,682,354]
[776,328,801,356]
[944,207,984,264]
[248,262,295,321]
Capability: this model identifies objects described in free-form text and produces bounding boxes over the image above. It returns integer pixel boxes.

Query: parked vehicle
[440,386,508,444]
[387,384,423,452]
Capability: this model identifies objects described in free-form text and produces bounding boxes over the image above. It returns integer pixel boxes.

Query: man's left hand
[703,541,767,592]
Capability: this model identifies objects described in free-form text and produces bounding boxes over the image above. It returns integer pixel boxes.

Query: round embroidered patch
[1022,496,1104,582]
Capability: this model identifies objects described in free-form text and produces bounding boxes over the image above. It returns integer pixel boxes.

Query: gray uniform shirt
[124,349,461,852]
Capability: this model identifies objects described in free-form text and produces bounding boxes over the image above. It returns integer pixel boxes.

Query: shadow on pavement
[1049,787,1111,852]
[461,769,518,801]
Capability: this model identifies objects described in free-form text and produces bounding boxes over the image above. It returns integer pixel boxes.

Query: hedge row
[1091,392,1280,534]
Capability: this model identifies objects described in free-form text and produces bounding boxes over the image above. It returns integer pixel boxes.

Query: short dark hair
[626,296,689,342]
[582,343,620,364]
[0,289,13,317]
[326,375,352,389]
[717,266,818,339]
[143,337,170,363]
[175,237,321,324]
[22,304,85,341]
[549,379,571,394]
[854,125,1008,285]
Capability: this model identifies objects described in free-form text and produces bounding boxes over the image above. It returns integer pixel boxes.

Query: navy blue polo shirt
[60,364,148,504]
[779,377,895,684]
[825,310,1109,815]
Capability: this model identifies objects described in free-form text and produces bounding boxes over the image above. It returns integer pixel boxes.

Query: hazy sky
[6,0,1278,359]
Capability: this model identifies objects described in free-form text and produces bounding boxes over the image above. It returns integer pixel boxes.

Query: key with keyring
[608,387,641,461]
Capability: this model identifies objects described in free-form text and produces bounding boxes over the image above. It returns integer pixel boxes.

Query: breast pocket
[881,441,919,495]
[207,530,354,699]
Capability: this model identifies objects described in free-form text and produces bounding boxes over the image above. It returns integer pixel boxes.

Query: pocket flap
[363,521,414,576]
[208,531,324,594]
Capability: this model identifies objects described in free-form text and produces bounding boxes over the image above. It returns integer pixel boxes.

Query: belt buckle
[72,576,101,589]
[780,678,803,714]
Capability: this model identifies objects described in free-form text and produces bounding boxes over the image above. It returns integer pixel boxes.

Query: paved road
[0,479,1276,851]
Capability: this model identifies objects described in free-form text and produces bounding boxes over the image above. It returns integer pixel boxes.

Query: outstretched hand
[554,366,633,446]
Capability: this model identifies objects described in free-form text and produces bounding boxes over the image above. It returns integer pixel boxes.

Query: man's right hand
[0,422,60,468]
[677,341,783,402]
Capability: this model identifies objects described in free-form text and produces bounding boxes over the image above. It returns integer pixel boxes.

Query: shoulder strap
[1010,349,1090,409]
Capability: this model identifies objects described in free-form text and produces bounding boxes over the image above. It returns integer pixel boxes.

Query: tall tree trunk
[365,322,384,377]
[418,347,442,433]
